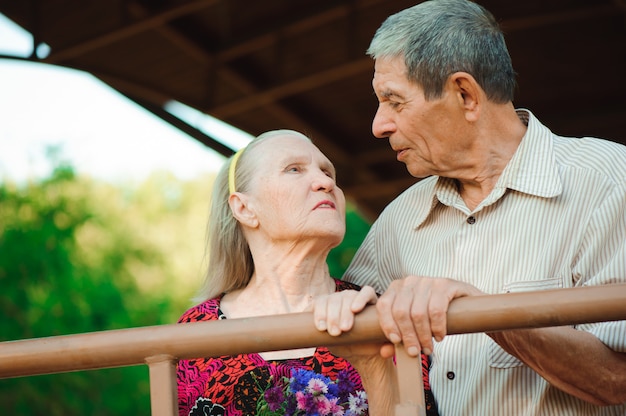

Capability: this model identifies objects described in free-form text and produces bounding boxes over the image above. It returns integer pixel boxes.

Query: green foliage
[327,204,371,278]
[0,165,210,415]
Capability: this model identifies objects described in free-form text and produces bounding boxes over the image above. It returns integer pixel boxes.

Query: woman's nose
[372,105,395,139]
[312,171,335,192]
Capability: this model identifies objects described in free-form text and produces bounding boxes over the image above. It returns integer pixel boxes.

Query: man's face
[371,56,466,178]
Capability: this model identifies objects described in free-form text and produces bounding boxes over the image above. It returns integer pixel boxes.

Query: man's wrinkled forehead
[372,58,411,98]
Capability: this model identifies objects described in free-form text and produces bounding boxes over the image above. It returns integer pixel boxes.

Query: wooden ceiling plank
[500,4,620,32]
[43,0,219,64]
[216,33,279,64]
[215,0,389,63]
[210,58,372,119]
[127,3,212,66]
[93,71,173,104]
[121,1,374,176]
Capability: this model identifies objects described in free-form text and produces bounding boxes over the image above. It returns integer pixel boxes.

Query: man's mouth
[396,148,408,160]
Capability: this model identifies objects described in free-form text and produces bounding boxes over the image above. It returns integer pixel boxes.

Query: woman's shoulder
[177,295,224,323]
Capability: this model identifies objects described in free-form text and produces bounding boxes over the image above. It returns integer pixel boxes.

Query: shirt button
[466,216,476,224]
[446,371,455,380]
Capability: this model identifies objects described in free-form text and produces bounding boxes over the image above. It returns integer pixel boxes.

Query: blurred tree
[327,204,371,278]
[0,163,209,415]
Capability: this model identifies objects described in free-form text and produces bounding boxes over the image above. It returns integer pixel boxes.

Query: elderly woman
[176,130,437,416]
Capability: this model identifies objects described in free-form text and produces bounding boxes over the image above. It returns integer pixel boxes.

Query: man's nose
[372,106,395,139]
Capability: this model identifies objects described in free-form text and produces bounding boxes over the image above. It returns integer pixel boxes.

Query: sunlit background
[0,12,253,184]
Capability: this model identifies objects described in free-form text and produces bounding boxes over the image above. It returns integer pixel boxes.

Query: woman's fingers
[313,287,378,336]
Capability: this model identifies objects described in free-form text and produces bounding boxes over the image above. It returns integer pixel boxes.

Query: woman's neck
[221,245,336,318]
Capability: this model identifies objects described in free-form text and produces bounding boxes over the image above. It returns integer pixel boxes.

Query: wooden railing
[2,284,626,415]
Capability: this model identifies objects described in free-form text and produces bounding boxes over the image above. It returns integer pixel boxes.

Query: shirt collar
[495,109,562,198]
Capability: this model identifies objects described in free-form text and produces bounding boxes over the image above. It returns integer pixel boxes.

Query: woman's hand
[312,286,402,414]
[312,286,390,361]
[312,285,378,336]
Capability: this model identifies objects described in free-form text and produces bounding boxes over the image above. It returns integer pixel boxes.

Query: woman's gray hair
[367,0,516,103]
[195,130,313,301]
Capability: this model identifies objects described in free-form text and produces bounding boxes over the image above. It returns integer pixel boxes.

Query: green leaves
[0,167,207,415]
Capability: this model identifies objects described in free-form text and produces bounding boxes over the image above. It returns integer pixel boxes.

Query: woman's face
[244,134,346,249]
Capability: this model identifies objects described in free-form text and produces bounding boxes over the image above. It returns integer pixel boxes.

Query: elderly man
[336,0,626,414]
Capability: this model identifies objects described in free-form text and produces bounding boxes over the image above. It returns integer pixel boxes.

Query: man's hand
[376,276,483,357]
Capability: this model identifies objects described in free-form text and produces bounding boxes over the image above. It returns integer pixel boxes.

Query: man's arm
[376,275,626,405]
[488,326,626,405]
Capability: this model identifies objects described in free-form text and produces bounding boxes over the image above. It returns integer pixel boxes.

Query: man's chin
[406,167,431,180]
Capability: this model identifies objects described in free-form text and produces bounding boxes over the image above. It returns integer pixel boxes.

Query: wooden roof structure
[1,0,625,219]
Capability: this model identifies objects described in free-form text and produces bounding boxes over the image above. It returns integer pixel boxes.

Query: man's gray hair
[367,0,516,103]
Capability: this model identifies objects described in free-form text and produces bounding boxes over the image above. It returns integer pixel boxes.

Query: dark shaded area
[0,0,624,220]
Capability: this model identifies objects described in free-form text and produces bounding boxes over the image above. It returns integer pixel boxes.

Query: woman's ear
[449,71,481,122]
[228,192,259,228]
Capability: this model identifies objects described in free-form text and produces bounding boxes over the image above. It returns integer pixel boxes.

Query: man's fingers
[427,295,449,343]
[377,281,419,349]
[400,284,430,356]
[377,277,435,356]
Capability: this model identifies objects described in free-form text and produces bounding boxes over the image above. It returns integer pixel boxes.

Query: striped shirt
[344,110,626,415]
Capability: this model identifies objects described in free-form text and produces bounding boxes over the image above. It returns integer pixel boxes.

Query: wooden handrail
[1,284,626,416]
[2,284,626,379]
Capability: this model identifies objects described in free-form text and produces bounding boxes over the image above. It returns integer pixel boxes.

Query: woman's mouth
[314,200,335,210]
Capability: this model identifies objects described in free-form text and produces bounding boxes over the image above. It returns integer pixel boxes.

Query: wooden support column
[394,344,426,416]
[146,355,177,416]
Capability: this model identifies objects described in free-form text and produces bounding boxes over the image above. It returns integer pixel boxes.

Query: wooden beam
[210,58,372,119]
[44,0,219,64]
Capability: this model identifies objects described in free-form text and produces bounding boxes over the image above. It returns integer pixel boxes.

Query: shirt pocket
[489,277,564,368]
[502,277,563,294]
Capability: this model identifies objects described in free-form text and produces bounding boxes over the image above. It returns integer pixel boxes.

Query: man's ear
[449,71,481,122]
[228,193,259,228]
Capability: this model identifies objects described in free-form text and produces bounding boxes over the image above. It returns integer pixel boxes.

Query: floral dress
[176,279,439,416]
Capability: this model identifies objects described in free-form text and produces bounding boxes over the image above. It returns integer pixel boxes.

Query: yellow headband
[228,148,245,194]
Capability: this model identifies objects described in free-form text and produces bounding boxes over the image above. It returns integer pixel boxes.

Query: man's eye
[388,101,400,109]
